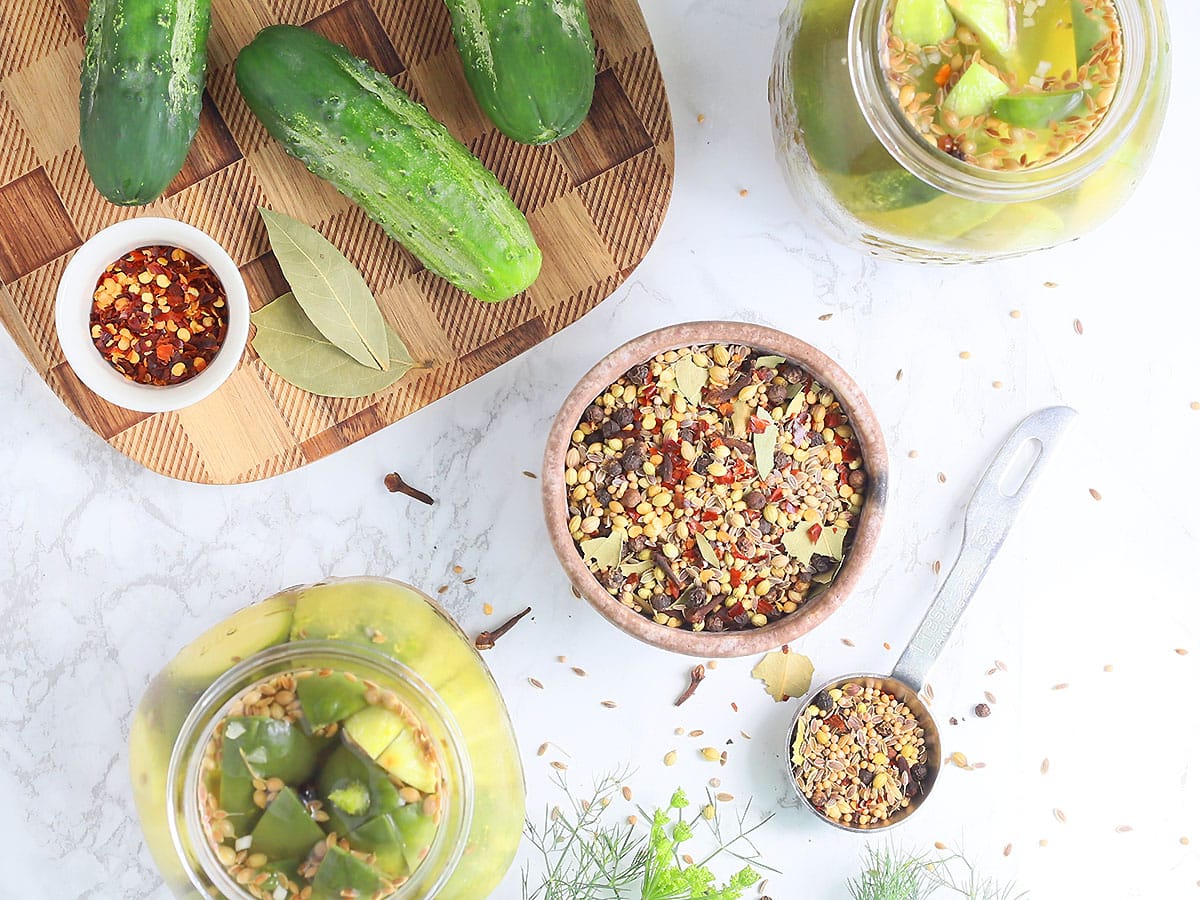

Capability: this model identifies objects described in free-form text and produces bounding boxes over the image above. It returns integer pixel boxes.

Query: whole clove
[475,606,532,650]
[384,472,435,505]
[674,664,706,707]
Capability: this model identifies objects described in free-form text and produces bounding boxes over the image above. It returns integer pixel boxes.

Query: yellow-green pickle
[770,0,1170,260]
[130,578,525,899]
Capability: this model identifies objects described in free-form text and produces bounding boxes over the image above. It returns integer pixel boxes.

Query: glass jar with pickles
[769,0,1170,261]
[129,578,525,899]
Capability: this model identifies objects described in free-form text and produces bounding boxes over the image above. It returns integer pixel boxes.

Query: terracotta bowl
[541,321,888,658]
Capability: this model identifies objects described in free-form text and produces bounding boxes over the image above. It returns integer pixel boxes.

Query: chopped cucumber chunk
[250,788,326,860]
[993,90,1083,127]
[946,0,1017,59]
[310,846,388,900]
[1071,0,1106,65]
[220,717,325,785]
[297,672,369,731]
[893,0,957,46]
[944,62,1009,116]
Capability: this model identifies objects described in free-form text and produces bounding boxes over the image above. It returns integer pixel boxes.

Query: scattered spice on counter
[571,666,588,678]
[1053,808,1068,824]
[1051,682,1070,691]
[1073,319,1084,336]
[90,245,227,385]
[1089,488,1102,501]
[564,344,867,633]
[674,664,706,707]
[983,691,997,704]
[841,637,855,647]
[791,680,929,827]
[384,472,435,504]
[1041,758,1051,775]
[528,677,544,689]
[474,606,531,650]
[950,752,969,769]
[523,470,537,479]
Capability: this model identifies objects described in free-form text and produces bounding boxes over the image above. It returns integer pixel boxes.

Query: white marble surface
[2,1,1198,897]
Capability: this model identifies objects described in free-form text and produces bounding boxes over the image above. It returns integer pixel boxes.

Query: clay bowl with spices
[55,217,249,413]
[542,321,887,658]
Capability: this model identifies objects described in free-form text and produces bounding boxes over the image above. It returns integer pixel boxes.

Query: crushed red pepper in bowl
[90,245,228,386]
[563,343,868,634]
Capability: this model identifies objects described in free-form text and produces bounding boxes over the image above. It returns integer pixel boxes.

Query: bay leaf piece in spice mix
[752,647,815,702]
[259,208,390,371]
[251,293,415,398]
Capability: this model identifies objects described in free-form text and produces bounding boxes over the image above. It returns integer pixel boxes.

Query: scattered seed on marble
[1052,683,1069,690]
[523,470,537,479]
[992,381,1003,389]
[1175,648,1189,656]
[883,642,891,650]
[689,729,704,737]
[453,565,463,574]
[1115,825,1132,833]
[556,655,567,663]
[675,727,685,735]
[934,841,948,850]
[1039,839,1049,847]
[601,700,617,708]
[909,450,919,458]
[739,189,749,198]
[709,777,722,788]
[1053,809,1067,824]
[537,742,549,757]
[483,603,494,615]
[1103,664,1114,672]
[572,667,588,677]
[1073,319,1084,335]
[706,660,718,670]
[937,472,947,483]
[841,637,855,647]
[818,312,833,321]
[896,369,904,380]
[1089,488,1102,501]
[701,747,721,761]
[933,560,941,575]
[716,792,734,802]
[995,659,1007,671]
[1041,758,1050,775]
[984,691,997,704]
[1010,309,1022,318]
[622,786,633,801]
[664,750,678,766]
[740,730,751,740]
[528,677,544,690]
[959,351,971,360]
[551,761,568,771]
[437,585,449,594]
[627,814,638,825]
[463,576,477,585]
[951,752,969,768]
[1191,402,1200,411]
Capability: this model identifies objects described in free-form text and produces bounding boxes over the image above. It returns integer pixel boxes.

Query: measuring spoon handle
[892,406,1078,692]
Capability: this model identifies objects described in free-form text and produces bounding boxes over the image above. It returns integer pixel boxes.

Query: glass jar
[769,0,1170,262]
[129,577,525,899]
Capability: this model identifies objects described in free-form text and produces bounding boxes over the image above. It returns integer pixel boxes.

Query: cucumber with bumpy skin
[235,25,541,303]
[79,0,212,205]
[445,0,596,144]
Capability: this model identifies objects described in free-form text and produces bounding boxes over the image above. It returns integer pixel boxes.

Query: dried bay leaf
[580,529,624,569]
[260,208,390,371]
[752,647,815,702]
[784,388,808,419]
[673,357,707,407]
[755,355,787,369]
[781,522,846,568]
[695,534,721,568]
[251,293,414,398]
[752,407,778,476]
[619,558,654,576]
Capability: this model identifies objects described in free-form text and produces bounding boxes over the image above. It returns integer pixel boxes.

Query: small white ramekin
[54,217,250,413]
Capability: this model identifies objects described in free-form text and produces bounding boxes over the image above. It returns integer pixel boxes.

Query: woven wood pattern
[0,0,673,483]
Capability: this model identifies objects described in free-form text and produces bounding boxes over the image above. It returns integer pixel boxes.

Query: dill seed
[528,678,544,689]
[716,792,734,802]
[1052,683,1069,690]
[933,560,942,574]
[463,576,476,584]
[740,730,751,740]
[601,700,617,708]
[818,312,833,321]
[537,742,549,757]
[937,472,947,483]
[1073,319,1084,335]
[437,585,449,594]
[664,750,678,766]
[551,761,567,770]
[675,727,685,735]
[622,786,632,801]
[1053,809,1067,824]
[1175,648,1189,656]
[1115,825,1132,833]
[1041,758,1050,775]
[523,470,537,479]
[1089,488,1102,501]
[627,814,638,825]
[896,369,904,380]
[1003,843,1013,857]
[995,659,1007,671]
[934,841,948,850]
[689,729,704,737]
[984,691,997,704]
[572,667,588,677]
[841,637,855,647]
[557,655,567,663]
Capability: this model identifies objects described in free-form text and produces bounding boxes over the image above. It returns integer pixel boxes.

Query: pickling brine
[129,578,525,900]
[769,0,1170,261]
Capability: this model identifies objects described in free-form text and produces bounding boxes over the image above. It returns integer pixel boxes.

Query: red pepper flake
[89,245,227,386]
[807,523,823,543]
[934,63,952,86]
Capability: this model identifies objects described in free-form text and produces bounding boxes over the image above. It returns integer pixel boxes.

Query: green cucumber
[251,788,326,860]
[444,0,596,144]
[79,0,212,205]
[235,25,542,303]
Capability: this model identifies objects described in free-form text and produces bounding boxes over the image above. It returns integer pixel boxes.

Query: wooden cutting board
[0,0,673,484]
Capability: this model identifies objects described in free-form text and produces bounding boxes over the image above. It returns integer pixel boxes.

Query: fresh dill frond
[847,845,936,900]
[523,771,773,900]
[925,851,1029,900]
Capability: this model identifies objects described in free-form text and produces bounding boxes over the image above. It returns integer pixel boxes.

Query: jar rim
[166,639,474,900]
[848,0,1164,202]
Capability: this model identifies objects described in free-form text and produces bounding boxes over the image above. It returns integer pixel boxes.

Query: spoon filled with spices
[785,406,1077,832]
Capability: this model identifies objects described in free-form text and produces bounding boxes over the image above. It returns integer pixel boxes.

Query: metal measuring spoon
[784,405,1078,832]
